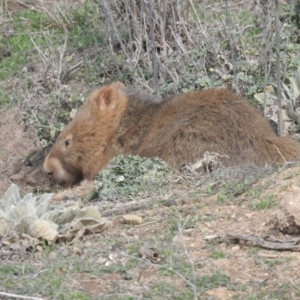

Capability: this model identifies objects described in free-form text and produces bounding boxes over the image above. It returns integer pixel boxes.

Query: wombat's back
[136,88,300,167]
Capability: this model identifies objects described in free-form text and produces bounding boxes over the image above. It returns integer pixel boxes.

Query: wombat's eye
[65,140,71,146]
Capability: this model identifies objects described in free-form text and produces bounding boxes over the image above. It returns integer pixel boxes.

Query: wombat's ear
[111,81,125,89]
[98,86,119,111]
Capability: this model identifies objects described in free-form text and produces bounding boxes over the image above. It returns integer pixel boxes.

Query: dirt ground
[2,106,300,299]
[0,107,51,195]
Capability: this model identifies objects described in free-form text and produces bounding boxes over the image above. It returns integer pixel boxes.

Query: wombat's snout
[44,168,53,178]
[43,157,65,185]
[43,155,83,187]
[43,159,55,179]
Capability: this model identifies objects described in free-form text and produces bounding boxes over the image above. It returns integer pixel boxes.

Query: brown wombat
[43,82,300,186]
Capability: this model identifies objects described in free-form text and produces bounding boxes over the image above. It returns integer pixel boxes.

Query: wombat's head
[43,82,128,187]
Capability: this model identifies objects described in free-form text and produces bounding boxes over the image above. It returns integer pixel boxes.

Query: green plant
[210,251,226,259]
[94,155,169,200]
[0,265,31,275]
[66,292,92,300]
[217,190,232,203]
[0,183,53,239]
[251,194,277,210]
[0,184,110,245]
[0,9,62,81]
[263,257,293,268]
[235,283,248,292]
[190,272,231,290]
[246,187,261,198]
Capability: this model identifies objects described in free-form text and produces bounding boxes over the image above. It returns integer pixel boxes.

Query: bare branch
[275,0,283,136]
[0,291,46,300]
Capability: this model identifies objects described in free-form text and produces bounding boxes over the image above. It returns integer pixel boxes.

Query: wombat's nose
[43,168,53,178]
[43,161,53,177]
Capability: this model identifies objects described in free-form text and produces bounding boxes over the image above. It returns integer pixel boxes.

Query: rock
[275,186,300,234]
[121,214,143,225]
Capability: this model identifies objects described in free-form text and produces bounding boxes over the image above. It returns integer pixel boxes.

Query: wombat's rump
[43,82,300,186]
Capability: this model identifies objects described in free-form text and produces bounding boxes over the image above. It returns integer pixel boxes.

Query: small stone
[97,257,107,264]
[61,249,70,257]
[245,213,254,219]
[231,245,240,251]
[123,274,133,280]
[165,199,177,207]
[48,251,58,259]
[122,214,143,225]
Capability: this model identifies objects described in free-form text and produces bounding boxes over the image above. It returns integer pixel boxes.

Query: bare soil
[0,107,50,195]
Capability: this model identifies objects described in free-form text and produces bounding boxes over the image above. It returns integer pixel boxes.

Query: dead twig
[234,170,266,198]
[205,232,300,251]
[0,291,46,300]
[275,0,283,136]
[101,199,151,217]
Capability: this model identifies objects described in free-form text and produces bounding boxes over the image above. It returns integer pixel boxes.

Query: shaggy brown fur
[43,82,300,186]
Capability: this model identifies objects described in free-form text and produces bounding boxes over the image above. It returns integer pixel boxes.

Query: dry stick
[105,0,131,79]
[0,292,46,300]
[148,0,160,96]
[181,17,194,46]
[205,233,300,251]
[172,0,184,53]
[226,234,300,251]
[58,32,68,85]
[37,0,61,26]
[225,0,238,93]
[187,0,207,38]
[158,0,167,57]
[101,199,151,217]
[167,62,180,85]
[136,66,156,93]
[275,0,283,136]
[234,172,265,198]
[0,19,13,25]
[170,5,180,54]
[140,4,152,71]
[127,1,154,95]
[262,0,269,117]
[66,60,83,74]
[0,0,7,49]
[272,143,287,162]
[102,0,129,61]
[129,0,142,55]
[56,4,72,28]
[129,0,143,59]
[123,0,134,60]
[15,0,32,9]
[124,0,143,76]
[170,26,187,54]
[29,36,48,62]
[177,217,197,300]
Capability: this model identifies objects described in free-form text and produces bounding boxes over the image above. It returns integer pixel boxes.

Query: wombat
[43,82,300,186]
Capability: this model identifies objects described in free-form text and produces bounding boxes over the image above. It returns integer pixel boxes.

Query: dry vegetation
[1,0,300,299]
[1,0,300,146]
